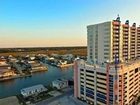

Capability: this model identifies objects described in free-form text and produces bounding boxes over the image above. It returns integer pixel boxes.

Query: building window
[135,68,138,73]
[86,70,94,73]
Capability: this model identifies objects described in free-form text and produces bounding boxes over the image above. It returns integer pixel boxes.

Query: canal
[0,64,73,98]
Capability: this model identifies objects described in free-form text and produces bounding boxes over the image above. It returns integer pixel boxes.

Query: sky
[0,0,140,48]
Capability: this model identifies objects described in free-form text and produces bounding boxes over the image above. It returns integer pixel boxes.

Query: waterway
[0,64,73,98]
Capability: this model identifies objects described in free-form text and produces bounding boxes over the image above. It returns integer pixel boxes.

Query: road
[36,89,74,105]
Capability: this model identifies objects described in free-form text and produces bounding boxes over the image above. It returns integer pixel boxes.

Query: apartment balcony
[137,29,140,32]
[123,30,129,34]
[137,43,140,45]
[137,27,140,30]
[137,33,140,35]
[137,35,140,38]
[113,47,119,50]
[130,51,135,53]
[123,35,128,39]
[113,38,119,40]
[113,52,119,55]
[123,27,129,29]
[113,33,119,36]
[123,53,128,55]
[123,24,129,28]
[123,36,129,39]
[113,45,120,48]
[123,35,128,37]
[113,31,119,34]
[123,55,128,59]
[131,43,135,45]
[123,43,128,45]
[113,45,119,48]
[123,39,128,41]
[130,43,135,46]
[131,37,135,39]
[137,43,140,46]
[138,47,140,51]
[113,26,119,30]
[123,40,128,42]
[131,42,135,44]
[137,40,140,42]
[130,52,135,55]
[113,50,119,53]
[130,47,135,49]
[131,32,136,35]
[131,40,135,42]
[123,52,128,54]
[123,49,128,51]
[131,26,136,30]
[137,47,140,50]
[113,40,119,43]
[131,40,135,43]
[123,44,128,46]
[137,54,140,56]
[113,21,120,25]
[131,36,136,40]
[131,32,136,34]
[123,48,128,50]
[113,38,119,41]
[131,33,136,36]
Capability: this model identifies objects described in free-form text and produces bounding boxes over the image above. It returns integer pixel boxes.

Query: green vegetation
[45,85,55,92]
[0,47,87,57]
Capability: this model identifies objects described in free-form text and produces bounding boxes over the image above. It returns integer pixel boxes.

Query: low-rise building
[28,61,47,71]
[62,54,74,61]
[0,70,16,78]
[21,84,47,98]
[52,79,68,89]
[0,59,8,66]
[0,62,16,78]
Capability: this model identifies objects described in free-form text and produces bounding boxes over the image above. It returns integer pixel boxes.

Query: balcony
[131,27,136,30]
[113,31,119,34]
[123,24,129,28]
[113,21,120,25]
[113,26,119,30]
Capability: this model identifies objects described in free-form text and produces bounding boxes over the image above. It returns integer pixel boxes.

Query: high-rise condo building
[74,16,140,105]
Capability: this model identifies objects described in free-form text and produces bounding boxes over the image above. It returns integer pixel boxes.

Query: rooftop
[21,84,47,93]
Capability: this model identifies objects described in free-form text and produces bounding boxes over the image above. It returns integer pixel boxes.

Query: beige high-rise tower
[87,16,140,64]
[74,16,140,105]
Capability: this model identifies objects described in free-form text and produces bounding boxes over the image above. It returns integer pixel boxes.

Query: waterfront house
[21,84,47,98]
[62,54,74,61]
[0,61,16,78]
[8,55,17,62]
[28,61,47,71]
[0,59,7,65]
[0,69,16,78]
[52,79,68,89]
[0,64,16,78]
[30,56,35,60]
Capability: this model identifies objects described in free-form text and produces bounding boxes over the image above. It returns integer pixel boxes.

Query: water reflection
[0,65,73,98]
[0,79,16,87]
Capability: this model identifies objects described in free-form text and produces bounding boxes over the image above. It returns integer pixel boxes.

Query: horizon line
[0,45,87,49]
